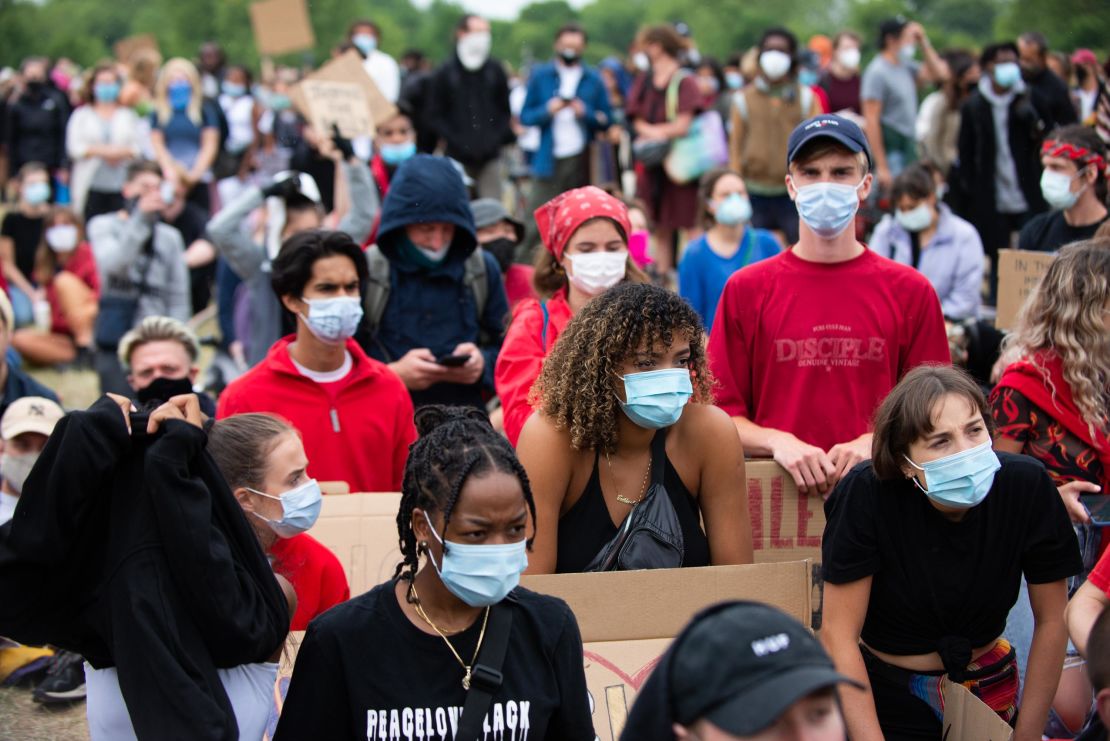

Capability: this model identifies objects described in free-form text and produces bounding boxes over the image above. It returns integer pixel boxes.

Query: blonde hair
[154,57,202,126]
[1002,240,1110,435]
[118,315,201,370]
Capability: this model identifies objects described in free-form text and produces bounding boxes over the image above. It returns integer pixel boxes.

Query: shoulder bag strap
[649,427,669,486]
[539,301,549,351]
[455,601,514,741]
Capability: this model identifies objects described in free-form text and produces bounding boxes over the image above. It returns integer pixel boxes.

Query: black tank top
[555,428,711,573]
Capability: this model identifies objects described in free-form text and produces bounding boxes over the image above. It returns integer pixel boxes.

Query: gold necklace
[605,450,652,506]
[410,583,490,689]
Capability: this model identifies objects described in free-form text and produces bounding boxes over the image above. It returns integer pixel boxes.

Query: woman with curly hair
[494,186,647,447]
[991,239,1110,735]
[275,405,593,740]
[517,282,752,574]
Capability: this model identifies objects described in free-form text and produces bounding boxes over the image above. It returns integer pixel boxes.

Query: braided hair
[393,405,537,600]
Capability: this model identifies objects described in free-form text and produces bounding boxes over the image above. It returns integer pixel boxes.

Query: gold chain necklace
[411,583,490,689]
[605,450,652,506]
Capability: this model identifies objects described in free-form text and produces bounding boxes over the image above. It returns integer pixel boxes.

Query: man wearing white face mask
[955,41,1047,302]
[709,115,949,498]
[0,395,64,527]
[1019,125,1109,253]
[217,230,417,494]
[729,27,823,248]
[425,14,513,199]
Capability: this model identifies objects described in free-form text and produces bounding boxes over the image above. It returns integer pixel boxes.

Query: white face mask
[837,47,861,71]
[458,31,492,71]
[894,203,933,233]
[1040,168,1087,210]
[565,250,628,296]
[759,50,792,81]
[633,52,650,72]
[45,224,79,252]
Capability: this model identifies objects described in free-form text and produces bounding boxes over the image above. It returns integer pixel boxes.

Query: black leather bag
[585,430,684,572]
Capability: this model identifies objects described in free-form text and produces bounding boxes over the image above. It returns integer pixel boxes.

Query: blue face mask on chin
[424,512,528,607]
[618,368,694,429]
[904,440,1001,510]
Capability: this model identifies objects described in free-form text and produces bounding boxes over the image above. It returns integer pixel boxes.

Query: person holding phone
[991,240,1110,735]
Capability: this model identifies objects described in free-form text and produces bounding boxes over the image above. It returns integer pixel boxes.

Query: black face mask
[480,237,516,274]
[26,79,45,93]
[136,376,195,406]
[559,49,580,66]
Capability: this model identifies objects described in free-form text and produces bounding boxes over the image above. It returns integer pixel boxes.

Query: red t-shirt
[48,242,100,335]
[1090,546,1110,596]
[270,532,350,631]
[707,247,950,451]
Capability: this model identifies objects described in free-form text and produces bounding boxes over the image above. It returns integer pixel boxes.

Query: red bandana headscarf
[1042,139,1108,176]
[532,186,631,261]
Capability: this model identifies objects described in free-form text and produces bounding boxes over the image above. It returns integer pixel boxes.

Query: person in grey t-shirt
[861,17,950,191]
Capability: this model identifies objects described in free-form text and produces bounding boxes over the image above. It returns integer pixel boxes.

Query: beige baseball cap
[1,397,65,440]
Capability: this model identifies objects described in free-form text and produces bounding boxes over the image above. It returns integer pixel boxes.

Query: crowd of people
[0,10,1109,741]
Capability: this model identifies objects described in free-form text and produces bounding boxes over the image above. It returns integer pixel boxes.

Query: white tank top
[85,661,278,741]
[219,94,256,155]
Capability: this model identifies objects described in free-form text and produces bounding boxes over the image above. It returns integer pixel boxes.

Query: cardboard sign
[113,34,160,64]
[299,79,374,139]
[313,492,403,597]
[272,562,811,741]
[249,0,316,56]
[290,51,396,137]
[995,249,1056,330]
[942,679,1014,740]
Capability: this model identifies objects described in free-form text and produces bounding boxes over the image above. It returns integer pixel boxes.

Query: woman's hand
[146,394,205,434]
[1059,480,1100,524]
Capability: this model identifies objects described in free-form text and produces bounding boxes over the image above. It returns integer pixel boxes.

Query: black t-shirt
[166,201,209,247]
[274,581,594,741]
[1,211,44,280]
[822,453,1081,656]
[1018,209,1108,253]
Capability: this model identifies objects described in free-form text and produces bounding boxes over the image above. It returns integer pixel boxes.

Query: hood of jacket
[376,154,477,265]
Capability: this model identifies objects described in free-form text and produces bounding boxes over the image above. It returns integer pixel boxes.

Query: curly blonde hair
[530,283,713,452]
[1003,239,1110,435]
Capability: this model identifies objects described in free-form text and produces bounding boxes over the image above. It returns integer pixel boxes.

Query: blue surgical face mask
[353,33,378,56]
[94,81,121,104]
[379,141,416,166]
[799,69,819,87]
[725,71,743,90]
[248,478,323,538]
[23,181,50,206]
[618,368,693,429]
[714,193,753,226]
[992,62,1021,90]
[269,93,292,112]
[792,177,866,239]
[899,44,916,64]
[222,81,246,98]
[424,512,528,607]
[168,82,192,111]
[300,296,364,344]
[904,439,1001,510]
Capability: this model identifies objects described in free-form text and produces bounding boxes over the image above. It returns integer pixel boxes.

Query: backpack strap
[732,88,750,123]
[539,301,550,351]
[363,245,392,334]
[454,600,514,741]
[463,249,489,320]
[665,70,690,122]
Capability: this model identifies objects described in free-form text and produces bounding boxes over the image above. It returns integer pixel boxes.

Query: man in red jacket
[217,230,415,493]
[708,114,949,496]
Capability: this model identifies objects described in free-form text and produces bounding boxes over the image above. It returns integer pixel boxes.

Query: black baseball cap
[670,601,860,735]
[786,114,873,170]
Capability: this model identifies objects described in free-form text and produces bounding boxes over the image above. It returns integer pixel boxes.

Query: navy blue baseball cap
[787,114,873,170]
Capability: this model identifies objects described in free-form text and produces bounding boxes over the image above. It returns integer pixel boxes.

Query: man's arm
[205,186,267,280]
[336,158,379,245]
[733,416,837,495]
[909,23,950,85]
[160,227,192,322]
[89,210,155,278]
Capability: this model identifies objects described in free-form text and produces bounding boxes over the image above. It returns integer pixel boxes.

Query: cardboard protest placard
[113,34,160,64]
[941,679,1014,740]
[312,492,402,597]
[272,562,811,741]
[291,51,396,139]
[249,0,316,57]
[995,249,1056,330]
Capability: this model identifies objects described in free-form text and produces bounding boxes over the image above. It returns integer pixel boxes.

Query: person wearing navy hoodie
[364,154,509,410]
[217,230,416,493]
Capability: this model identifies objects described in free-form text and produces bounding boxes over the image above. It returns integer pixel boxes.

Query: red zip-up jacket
[494,290,573,447]
[217,336,415,493]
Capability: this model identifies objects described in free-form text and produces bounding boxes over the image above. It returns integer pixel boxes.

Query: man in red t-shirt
[708,114,949,495]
